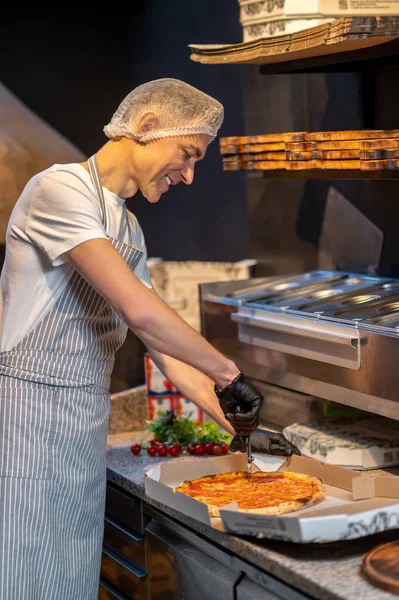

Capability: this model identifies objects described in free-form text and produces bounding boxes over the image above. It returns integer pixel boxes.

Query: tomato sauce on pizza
[174,471,325,517]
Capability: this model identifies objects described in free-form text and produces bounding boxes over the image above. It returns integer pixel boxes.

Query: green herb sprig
[145,411,232,447]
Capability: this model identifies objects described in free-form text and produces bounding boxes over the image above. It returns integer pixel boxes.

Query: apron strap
[88,154,133,246]
[88,155,108,231]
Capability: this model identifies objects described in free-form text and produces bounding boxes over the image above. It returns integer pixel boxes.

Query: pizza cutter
[241,434,254,480]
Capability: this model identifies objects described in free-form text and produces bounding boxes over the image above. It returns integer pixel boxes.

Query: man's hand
[230,428,301,457]
[215,373,263,434]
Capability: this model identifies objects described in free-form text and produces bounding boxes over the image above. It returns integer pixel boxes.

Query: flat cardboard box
[239,0,399,18]
[283,418,399,469]
[243,18,332,41]
[239,0,287,22]
[144,454,399,543]
[285,0,399,17]
[147,258,256,332]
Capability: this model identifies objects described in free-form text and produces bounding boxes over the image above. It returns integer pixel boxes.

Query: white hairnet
[103,78,224,143]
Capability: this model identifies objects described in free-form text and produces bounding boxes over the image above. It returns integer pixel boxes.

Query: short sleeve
[26,170,107,266]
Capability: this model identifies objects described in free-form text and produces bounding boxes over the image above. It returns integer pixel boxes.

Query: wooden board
[223,160,286,171]
[287,150,360,160]
[361,159,399,170]
[324,150,360,159]
[317,140,362,150]
[360,139,399,150]
[286,140,361,151]
[362,541,399,594]
[221,133,399,154]
[308,129,399,141]
[286,160,360,170]
[360,149,399,159]
[225,159,361,171]
[223,152,287,162]
[220,143,286,155]
[222,140,364,154]
[286,142,318,152]
[219,133,306,146]
[286,151,324,160]
[222,162,241,171]
[220,129,399,172]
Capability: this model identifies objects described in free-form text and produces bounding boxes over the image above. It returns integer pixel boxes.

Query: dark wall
[0,18,129,154]
[242,66,399,277]
[4,14,399,389]
[0,9,247,261]
[123,5,248,261]
[2,15,399,274]
[0,10,246,392]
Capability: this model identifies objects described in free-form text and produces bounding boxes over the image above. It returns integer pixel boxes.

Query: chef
[0,78,298,599]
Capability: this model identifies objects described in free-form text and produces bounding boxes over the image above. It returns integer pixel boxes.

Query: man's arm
[147,347,235,435]
[67,238,240,388]
[147,349,300,456]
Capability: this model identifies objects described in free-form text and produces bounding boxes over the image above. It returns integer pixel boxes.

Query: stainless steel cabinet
[145,520,241,600]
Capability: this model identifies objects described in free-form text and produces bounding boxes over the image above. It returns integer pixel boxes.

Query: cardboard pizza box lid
[353,473,399,500]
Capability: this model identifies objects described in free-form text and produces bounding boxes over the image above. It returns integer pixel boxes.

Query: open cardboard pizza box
[144,453,399,543]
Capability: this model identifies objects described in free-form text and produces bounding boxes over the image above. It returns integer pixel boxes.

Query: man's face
[133,134,211,203]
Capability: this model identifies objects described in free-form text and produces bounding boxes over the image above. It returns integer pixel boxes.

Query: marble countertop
[106,432,399,600]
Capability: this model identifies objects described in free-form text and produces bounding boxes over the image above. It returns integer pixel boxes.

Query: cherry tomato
[219,442,229,455]
[204,442,215,455]
[130,444,141,456]
[146,446,157,457]
[157,444,168,457]
[150,438,161,446]
[195,444,205,456]
[168,443,181,457]
[212,444,222,456]
[187,443,196,455]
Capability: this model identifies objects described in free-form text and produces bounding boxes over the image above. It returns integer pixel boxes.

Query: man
[0,78,297,599]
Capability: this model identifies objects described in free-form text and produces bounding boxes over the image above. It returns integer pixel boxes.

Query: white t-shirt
[0,163,153,352]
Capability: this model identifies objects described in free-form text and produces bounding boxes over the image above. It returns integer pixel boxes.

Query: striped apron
[0,156,143,599]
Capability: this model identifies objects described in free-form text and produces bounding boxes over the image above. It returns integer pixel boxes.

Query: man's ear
[136,112,159,135]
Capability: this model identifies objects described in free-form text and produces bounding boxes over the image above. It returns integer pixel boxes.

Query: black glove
[215,373,263,434]
[230,428,301,457]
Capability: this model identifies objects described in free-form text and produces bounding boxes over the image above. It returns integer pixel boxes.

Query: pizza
[174,471,325,517]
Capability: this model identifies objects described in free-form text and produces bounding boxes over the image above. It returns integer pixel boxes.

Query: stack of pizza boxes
[283,416,399,469]
[238,0,399,42]
[144,352,204,423]
[238,0,332,42]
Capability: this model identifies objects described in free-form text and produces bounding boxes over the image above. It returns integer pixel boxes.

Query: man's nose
[181,166,195,185]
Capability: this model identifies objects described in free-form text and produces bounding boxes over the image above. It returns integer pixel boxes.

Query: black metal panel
[105,484,150,536]
[145,520,241,600]
[101,549,147,600]
[103,516,146,574]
